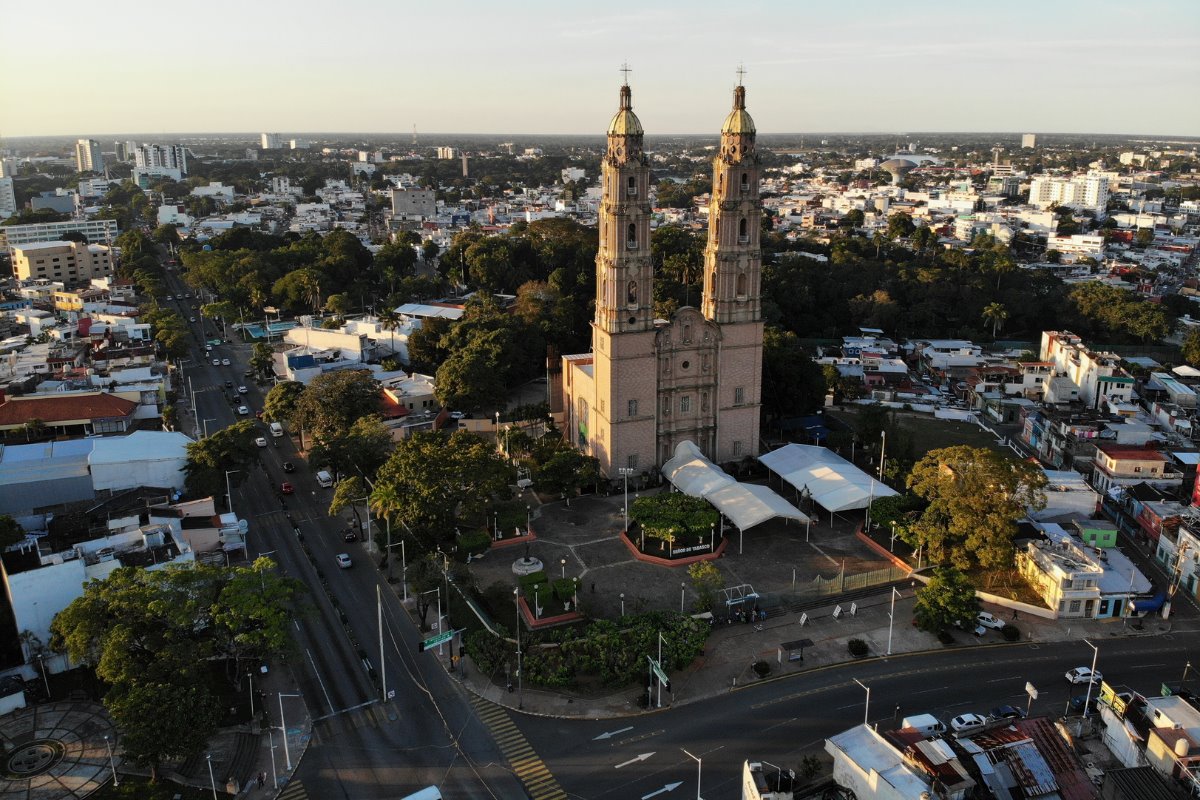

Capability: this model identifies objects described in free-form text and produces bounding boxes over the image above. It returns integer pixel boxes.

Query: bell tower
[585,72,657,477]
[703,72,763,464]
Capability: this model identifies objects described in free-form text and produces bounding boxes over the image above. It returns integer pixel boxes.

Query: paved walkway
[0,701,117,799]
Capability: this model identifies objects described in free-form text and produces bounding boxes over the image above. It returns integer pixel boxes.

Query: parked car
[976,612,1006,630]
[255,437,267,447]
[336,553,352,569]
[949,713,987,733]
[222,358,231,366]
[225,380,233,388]
[237,385,248,394]
[282,462,295,473]
[1069,695,1098,714]
[212,358,221,366]
[988,705,1024,722]
[1065,667,1103,685]
[280,482,294,495]
[343,529,358,542]
[189,316,197,322]
[238,405,250,415]
[255,410,264,419]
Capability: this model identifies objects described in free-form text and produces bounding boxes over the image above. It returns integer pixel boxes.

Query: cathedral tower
[702,77,763,463]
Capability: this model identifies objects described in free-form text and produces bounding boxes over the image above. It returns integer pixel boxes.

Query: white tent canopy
[662,441,809,531]
[758,443,898,513]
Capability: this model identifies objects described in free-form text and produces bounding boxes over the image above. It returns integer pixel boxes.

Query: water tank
[1176,738,1190,757]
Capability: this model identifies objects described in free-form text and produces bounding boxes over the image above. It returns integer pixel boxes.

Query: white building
[436,146,457,159]
[133,143,187,179]
[74,138,104,173]
[190,182,235,202]
[261,132,282,149]
[1028,173,1109,213]
[1021,133,1037,148]
[0,177,15,219]
[392,188,436,218]
[289,138,311,150]
[561,167,585,183]
[1040,330,1133,408]
[1045,233,1105,260]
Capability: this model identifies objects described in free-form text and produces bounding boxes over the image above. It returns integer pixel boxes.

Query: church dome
[608,85,644,136]
[721,85,755,135]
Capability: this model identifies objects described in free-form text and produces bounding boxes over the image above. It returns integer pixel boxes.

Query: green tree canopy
[761,325,826,420]
[631,493,720,545]
[906,445,1047,571]
[291,370,381,444]
[913,567,980,633]
[263,380,306,425]
[182,420,260,499]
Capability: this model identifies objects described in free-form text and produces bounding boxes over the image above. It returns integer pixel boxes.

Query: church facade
[559,77,764,478]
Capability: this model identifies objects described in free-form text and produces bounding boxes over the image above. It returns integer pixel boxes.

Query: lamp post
[879,429,887,482]
[513,587,523,709]
[853,678,870,725]
[278,692,300,770]
[104,735,119,787]
[681,582,687,612]
[224,469,238,514]
[710,522,715,552]
[890,521,897,553]
[247,671,255,726]
[205,753,218,800]
[619,466,635,533]
[682,748,704,800]
[1082,639,1099,719]
[1184,661,1193,693]
[561,557,567,580]
[886,587,901,656]
[526,504,531,535]
[202,417,216,438]
[620,592,625,618]
[266,726,278,788]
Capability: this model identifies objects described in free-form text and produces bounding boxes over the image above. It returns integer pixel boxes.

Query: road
[515,634,1197,799]
[163,271,526,799]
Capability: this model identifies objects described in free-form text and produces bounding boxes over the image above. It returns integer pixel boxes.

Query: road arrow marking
[615,752,655,769]
[642,782,682,799]
[594,726,634,741]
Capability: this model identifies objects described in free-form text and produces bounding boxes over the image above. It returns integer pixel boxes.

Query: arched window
[737,272,747,296]
[709,273,716,294]
[626,176,637,197]
[627,280,638,306]
[683,324,691,343]
[740,172,749,192]
[601,278,607,303]
[738,218,748,243]
[627,223,637,250]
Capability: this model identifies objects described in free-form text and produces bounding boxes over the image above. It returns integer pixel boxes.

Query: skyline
[2,0,1198,139]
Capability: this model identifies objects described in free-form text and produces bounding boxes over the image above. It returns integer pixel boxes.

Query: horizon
[2,0,1197,140]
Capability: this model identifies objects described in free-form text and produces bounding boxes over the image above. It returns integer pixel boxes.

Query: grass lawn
[828,407,1006,461]
[967,567,1048,608]
[90,777,232,800]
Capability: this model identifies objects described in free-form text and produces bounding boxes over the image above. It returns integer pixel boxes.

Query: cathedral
[558,74,764,478]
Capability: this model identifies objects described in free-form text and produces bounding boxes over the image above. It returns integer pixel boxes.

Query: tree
[309,415,394,481]
[407,554,443,629]
[434,334,509,411]
[906,446,1047,572]
[630,493,719,548]
[534,448,600,498]
[688,561,725,612]
[1135,227,1154,248]
[263,381,305,425]
[182,420,260,500]
[913,567,979,633]
[981,302,1009,338]
[885,212,915,240]
[0,515,25,549]
[250,342,274,376]
[761,326,826,419]
[291,370,380,444]
[1183,328,1200,367]
[329,476,366,533]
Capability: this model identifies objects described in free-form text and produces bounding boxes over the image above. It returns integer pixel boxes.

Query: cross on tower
[736,63,746,86]
[620,62,632,85]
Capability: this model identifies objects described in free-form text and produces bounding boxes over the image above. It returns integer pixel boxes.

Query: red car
[280,482,294,495]
[255,410,264,419]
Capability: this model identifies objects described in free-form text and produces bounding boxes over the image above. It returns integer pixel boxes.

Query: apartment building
[261,132,283,149]
[1091,443,1182,494]
[1016,523,1150,619]
[1028,172,1109,213]
[0,218,119,250]
[74,138,104,173]
[1040,331,1133,408]
[0,177,15,219]
[11,241,114,284]
[133,143,187,180]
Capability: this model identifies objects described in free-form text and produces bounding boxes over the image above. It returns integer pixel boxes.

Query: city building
[113,141,128,161]
[11,241,114,284]
[1090,444,1182,494]
[1016,522,1151,618]
[289,138,311,150]
[74,139,103,173]
[436,146,457,159]
[0,176,16,219]
[559,76,763,476]
[1028,173,1109,213]
[1021,133,1038,148]
[1040,331,1134,408]
[391,188,436,218]
[132,143,187,180]
[261,132,283,149]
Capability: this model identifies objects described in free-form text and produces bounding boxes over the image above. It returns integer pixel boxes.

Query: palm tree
[982,303,1010,339]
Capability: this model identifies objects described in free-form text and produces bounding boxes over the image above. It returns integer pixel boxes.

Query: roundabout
[0,701,118,798]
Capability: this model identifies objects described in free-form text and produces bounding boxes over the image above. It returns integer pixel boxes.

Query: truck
[315,470,333,488]
[269,422,284,438]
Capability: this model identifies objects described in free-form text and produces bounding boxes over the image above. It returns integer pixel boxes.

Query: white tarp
[758,443,898,513]
[662,441,809,531]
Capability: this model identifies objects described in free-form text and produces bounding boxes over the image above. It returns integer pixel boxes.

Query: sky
[3,0,1198,138]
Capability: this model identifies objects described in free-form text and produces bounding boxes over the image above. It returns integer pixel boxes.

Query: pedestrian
[1012,609,1019,620]
[591,582,595,594]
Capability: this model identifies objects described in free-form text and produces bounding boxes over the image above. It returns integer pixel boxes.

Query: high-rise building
[1028,173,1109,213]
[133,143,188,180]
[261,132,283,150]
[11,241,114,284]
[0,177,16,219]
[114,141,128,161]
[1021,133,1038,148]
[559,76,764,476]
[75,139,104,173]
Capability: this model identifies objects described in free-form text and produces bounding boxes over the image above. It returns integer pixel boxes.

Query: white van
[400,788,442,800]
[269,422,284,438]
[901,714,946,736]
[315,470,333,488]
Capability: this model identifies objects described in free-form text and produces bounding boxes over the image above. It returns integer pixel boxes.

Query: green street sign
[419,629,456,652]
[648,656,668,687]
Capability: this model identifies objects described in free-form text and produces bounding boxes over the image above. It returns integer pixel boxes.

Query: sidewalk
[233,664,313,798]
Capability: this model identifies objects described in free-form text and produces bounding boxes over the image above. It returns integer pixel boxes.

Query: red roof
[0,393,137,427]
[1096,444,1168,461]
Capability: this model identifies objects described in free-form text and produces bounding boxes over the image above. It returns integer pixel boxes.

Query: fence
[797,564,909,599]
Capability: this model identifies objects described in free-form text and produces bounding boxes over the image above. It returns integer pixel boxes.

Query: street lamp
[205,752,218,800]
[202,417,216,438]
[561,557,567,580]
[526,504,531,535]
[247,671,256,726]
[513,587,524,709]
[278,692,301,770]
[853,678,870,725]
[1082,639,1099,719]
[681,582,687,613]
[618,467,635,533]
[620,592,625,618]
[682,748,704,800]
[886,587,901,656]
[224,469,239,514]
[890,521,897,553]
[104,735,119,787]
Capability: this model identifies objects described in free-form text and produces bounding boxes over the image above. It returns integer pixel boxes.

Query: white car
[976,612,1006,630]
[222,358,231,366]
[255,437,267,447]
[336,553,352,569]
[212,358,221,366]
[165,295,173,301]
[1066,667,1103,685]
[189,316,197,322]
[949,713,987,733]
[237,405,250,415]
[237,385,248,394]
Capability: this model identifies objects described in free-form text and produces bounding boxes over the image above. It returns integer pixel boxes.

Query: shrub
[847,638,869,657]
[456,528,491,557]
[753,660,771,678]
[464,629,510,676]
[551,577,578,605]
[937,630,955,645]
[1001,623,1020,641]
[517,571,548,593]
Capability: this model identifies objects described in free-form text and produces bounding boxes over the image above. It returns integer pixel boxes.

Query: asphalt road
[164,271,525,799]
